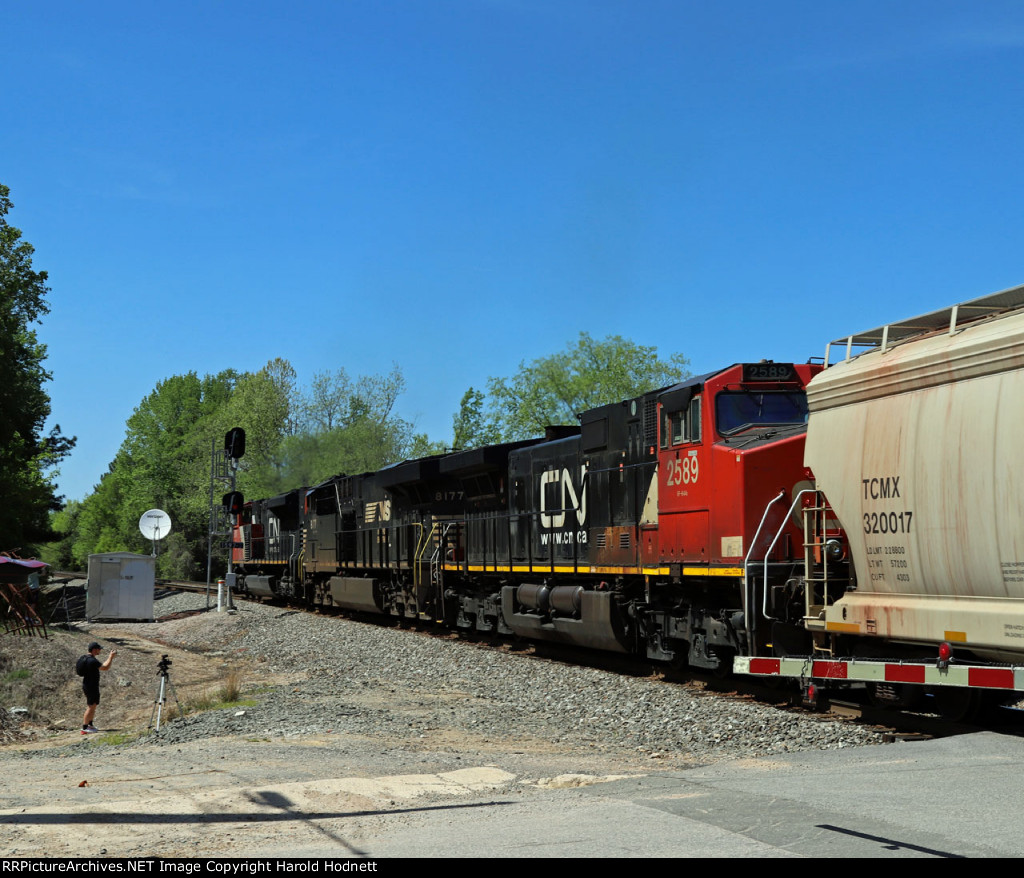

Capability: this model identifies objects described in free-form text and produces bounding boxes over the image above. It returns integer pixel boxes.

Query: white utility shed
[86,552,155,621]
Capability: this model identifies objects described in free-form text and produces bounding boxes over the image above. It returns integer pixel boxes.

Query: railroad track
[53,571,220,595]
[49,569,1024,738]
[157,579,221,594]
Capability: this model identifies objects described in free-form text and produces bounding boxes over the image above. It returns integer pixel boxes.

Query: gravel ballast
[21,587,889,761]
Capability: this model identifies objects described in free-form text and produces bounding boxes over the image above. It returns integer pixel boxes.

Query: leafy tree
[93,373,228,576]
[64,365,292,577]
[451,387,501,450]
[219,359,296,499]
[481,332,690,441]
[71,465,131,562]
[41,500,82,569]
[261,357,300,436]
[0,184,75,552]
[64,359,437,574]
[408,432,447,459]
[271,364,437,488]
[299,367,351,432]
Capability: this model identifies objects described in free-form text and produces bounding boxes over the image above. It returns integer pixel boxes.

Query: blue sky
[5,0,1024,502]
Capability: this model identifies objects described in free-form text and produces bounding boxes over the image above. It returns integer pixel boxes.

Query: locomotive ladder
[429,522,455,591]
[412,521,437,591]
[408,520,460,624]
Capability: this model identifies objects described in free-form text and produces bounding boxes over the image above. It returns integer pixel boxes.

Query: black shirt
[81,654,101,688]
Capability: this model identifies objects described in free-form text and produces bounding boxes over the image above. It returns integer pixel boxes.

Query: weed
[169,669,254,721]
[163,701,189,721]
[218,668,243,703]
[3,669,31,683]
[184,694,257,713]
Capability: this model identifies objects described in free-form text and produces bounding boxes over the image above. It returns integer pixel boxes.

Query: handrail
[412,521,438,591]
[761,489,816,621]
[741,490,786,645]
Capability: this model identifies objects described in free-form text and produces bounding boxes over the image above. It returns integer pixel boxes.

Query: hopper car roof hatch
[825,282,1024,365]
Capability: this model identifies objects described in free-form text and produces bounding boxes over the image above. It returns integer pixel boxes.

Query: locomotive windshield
[715,390,809,435]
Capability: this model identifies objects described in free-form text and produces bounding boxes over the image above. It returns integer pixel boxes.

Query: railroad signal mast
[206,427,246,610]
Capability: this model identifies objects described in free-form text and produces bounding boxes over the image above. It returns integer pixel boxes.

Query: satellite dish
[139,509,173,541]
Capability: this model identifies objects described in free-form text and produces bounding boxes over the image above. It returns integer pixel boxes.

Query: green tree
[107,373,228,576]
[451,387,501,450]
[483,332,690,440]
[219,359,296,499]
[41,500,82,569]
[71,464,131,564]
[66,366,287,578]
[65,359,437,574]
[272,364,436,488]
[0,184,75,552]
[298,367,351,432]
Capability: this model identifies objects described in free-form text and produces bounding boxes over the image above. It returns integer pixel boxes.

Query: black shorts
[83,684,100,706]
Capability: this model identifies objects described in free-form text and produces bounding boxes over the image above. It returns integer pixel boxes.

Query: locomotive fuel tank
[805,286,1024,662]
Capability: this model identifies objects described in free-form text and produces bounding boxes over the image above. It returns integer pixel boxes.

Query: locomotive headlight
[825,539,844,562]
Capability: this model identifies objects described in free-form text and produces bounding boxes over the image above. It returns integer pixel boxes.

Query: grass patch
[87,729,151,746]
[169,667,256,719]
[0,668,44,723]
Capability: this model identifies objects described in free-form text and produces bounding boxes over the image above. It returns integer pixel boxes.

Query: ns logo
[539,466,588,528]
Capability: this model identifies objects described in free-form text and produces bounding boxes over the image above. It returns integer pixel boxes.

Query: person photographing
[76,642,116,734]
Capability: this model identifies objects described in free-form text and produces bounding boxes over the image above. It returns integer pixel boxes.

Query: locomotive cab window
[715,390,808,436]
[661,396,701,447]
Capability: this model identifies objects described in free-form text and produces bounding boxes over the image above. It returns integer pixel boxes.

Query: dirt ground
[1,613,266,740]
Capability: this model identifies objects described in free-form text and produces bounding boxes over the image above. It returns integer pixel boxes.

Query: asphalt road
[281,731,1024,858]
[5,727,1022,858]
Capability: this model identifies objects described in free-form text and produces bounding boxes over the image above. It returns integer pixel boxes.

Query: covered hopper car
[738,283,1024,709]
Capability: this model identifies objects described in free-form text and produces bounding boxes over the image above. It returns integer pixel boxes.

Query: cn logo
[539,466,588,528]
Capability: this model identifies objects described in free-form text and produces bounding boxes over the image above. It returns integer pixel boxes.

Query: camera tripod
[148,655,180,731]
[47,582,73,630]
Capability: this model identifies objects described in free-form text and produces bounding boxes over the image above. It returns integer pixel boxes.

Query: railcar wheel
[710,647,734,679]
[928,687,985,722]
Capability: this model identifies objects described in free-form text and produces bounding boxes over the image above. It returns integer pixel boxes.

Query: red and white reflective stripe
[735,656,1024,690]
